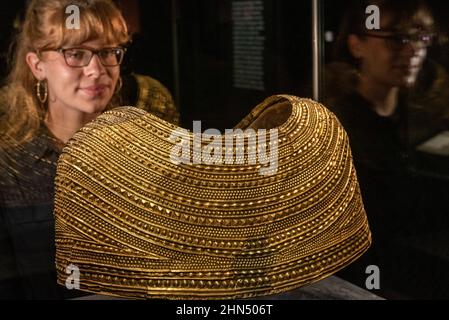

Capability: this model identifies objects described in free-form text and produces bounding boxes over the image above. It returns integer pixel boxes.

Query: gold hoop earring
[36,80,48,104]
[115,77,123,94]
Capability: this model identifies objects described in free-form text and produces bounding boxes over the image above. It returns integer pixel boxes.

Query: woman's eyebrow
[61,45,119,51]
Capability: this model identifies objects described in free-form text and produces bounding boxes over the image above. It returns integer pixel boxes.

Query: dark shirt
[329,92,414,239]
[0,125,79,299]
[333,92,409,173]
[328,90,449,248]
[327,91,449,295]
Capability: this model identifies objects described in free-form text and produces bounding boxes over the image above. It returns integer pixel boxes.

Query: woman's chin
[76,95,111,114]
[77,101,109,114]
[400,76,418,88]
[388,75,417,88]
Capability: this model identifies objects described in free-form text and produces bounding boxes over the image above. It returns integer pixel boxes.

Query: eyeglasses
[43,47,127,67]
[361,32,434,50]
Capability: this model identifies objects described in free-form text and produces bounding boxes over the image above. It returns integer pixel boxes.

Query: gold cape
[54,95,371,299]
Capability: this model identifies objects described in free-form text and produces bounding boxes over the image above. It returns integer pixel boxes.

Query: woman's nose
[83,54,106,77]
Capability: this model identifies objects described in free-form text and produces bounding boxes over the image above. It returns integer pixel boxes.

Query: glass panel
[322,0,449,299]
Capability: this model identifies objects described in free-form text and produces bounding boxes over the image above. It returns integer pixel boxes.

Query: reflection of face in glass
[350,14,431,88]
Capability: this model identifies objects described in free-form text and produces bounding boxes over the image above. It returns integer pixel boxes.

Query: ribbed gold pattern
[54,95,371,299]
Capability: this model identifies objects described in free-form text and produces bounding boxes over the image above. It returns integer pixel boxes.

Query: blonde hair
[2,0,130,146]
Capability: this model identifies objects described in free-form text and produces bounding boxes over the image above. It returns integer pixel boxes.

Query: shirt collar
[25,124,64,163]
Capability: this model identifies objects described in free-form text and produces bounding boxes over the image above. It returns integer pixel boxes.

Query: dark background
[2,0,447,129]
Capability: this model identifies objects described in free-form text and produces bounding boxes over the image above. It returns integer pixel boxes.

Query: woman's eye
[100,50,114,58]
[67,50,86,60]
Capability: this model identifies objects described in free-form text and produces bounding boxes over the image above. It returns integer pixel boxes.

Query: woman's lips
[79,85,108,97]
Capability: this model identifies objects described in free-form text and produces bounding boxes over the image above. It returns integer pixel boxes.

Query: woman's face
[350,14,429,88]
[35,39,121,116]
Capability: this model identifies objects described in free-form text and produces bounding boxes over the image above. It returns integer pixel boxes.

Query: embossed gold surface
[54,95,371,299]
